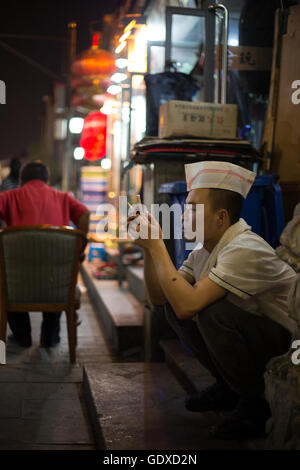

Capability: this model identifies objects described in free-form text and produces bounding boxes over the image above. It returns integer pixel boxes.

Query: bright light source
[146,24,165,42]
[115,42,126,54]
[127,25,147,73]
[119,30,131,43]
[110,72,127,83]
[132,75,144,88]
[101,158,111,169]
[100,99,119,115]
[115,58,128,69]
[121,106,130,123]
[124,19,136,33]
[74,147,85,160]
[69,117,84,134]
[229,38,239,46]
[107,85,122,95]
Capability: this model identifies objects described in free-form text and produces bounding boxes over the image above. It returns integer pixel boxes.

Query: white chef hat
[185,161,256,198]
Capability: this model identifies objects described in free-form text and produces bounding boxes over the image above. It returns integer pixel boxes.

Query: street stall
[69,3,299,443]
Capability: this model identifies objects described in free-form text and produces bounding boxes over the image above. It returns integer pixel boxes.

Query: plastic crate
[88,243,106,263]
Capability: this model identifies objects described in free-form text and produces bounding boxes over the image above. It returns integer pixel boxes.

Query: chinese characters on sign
[216,46,272,71]
[183,113,224,125]
[239,51,256,66]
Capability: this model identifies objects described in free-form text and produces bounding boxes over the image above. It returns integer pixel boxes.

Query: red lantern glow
[80,111,107,161]
[72,49,117,77]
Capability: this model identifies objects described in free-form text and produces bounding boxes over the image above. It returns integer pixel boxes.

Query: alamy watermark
[0,80,6,104]
[95,196,204,251]
[291,340,300,365]
[291,80,300,104]
[0,340,6,364]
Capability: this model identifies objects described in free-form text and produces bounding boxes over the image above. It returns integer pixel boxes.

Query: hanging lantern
[71,33,117,110]
[71,76,111,92]
[72,48,117,78]
[80,111,107,161]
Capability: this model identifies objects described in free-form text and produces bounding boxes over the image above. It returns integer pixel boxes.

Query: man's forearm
[148,240,226,320]
[77,211,90,235]
[144,248,167,306]
[149,241,193,316]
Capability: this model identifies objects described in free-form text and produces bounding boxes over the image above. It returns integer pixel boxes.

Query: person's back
[1,180,86,227]
[0,161,90,348]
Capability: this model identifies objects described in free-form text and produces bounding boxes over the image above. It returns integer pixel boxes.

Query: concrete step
[83,362,241,450]
[160,339,214,394]
[160,339,266,450]
[80,262,143,356]
[127,265,145,303]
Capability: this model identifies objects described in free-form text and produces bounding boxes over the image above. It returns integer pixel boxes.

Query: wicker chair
[0,225,86,363]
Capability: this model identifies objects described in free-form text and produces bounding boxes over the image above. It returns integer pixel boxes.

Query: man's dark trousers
[165,299,291,399]
[7,311,61,344]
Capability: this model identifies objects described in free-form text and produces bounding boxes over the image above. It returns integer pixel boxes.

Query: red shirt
[0,180,88,227]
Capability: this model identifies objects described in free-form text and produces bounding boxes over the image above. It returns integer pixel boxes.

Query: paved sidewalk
[0,289,114,450]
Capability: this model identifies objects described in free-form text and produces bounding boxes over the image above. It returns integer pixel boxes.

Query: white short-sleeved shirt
[179,231,297,335]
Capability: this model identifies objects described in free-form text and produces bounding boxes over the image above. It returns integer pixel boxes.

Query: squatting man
[128,161,297,440]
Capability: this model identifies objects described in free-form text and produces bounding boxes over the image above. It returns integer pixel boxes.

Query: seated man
[131,161,296,440]
[0,161,90,348]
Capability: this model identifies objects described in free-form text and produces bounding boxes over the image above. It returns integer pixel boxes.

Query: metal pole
[165,8,172,71]
[62,22,77,192]
[204,5,216,102]
[208,3,229,104]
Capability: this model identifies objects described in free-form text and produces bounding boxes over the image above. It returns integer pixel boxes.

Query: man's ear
[217,209,228,226]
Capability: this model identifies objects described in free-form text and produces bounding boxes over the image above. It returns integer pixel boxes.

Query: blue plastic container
[240,174,285,249]
[159,174,285,269]
[88,243,106,263]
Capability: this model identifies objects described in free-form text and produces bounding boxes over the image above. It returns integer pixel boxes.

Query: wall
[272,5,300,184]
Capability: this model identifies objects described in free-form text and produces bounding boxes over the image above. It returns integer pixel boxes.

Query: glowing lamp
[101,158,111,169]
[69,117,84,134]
[74,147,85,160]
[107,85,121,95]
[72,49,117,77]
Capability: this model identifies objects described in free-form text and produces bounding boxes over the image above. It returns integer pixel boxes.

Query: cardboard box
[159,100,238,139]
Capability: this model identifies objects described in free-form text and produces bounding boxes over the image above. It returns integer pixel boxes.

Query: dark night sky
[0,0,122,160]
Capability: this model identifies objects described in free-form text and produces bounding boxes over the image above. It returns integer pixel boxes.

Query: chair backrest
[0,226,86,306]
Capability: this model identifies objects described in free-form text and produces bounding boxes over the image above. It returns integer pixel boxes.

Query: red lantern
[72,49,117,78]
[71,33,116,107]
[80,111,107,161]
[71,76,111,92]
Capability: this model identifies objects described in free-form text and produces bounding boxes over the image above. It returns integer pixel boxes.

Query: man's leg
[164,302,239,411]
[40,312,62,347]
[196,299,291,399]
[148,304,177,362]
[196,298,291,438]
[165,302,222,378]
[7,312,32,347]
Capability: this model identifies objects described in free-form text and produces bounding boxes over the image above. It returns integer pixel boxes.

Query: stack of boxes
[80,165,108,237]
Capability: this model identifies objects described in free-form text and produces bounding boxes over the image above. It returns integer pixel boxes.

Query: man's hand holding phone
[127,195,163,250]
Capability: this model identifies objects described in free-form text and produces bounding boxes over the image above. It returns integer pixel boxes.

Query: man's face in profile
[184,188,218,249]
